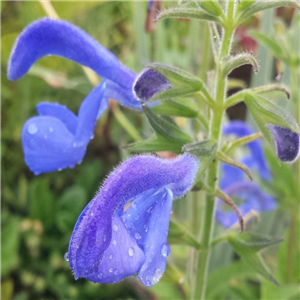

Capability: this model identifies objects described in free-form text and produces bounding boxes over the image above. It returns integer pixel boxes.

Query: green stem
[192,1,236,299]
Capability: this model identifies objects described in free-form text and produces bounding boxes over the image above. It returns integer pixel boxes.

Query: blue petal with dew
[68,153,199,280]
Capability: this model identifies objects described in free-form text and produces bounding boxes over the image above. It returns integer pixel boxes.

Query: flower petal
[37,102,78,135]
[267,125,300,163]
[220,164,245,190]
[68,153,199,279]
[22,116,86,174]
[215,182,277,228]
[84,217,145,284]
[75,81,106,144]
[133,69,172,102]
[223,121,271,181]
[124,188,173,287]
[8,18,135,90]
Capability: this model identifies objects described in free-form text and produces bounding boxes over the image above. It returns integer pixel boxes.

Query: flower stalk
[193,1,236,299]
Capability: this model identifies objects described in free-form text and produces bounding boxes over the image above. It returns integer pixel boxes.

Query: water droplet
[114,270,119,275]
[112,239,117,246]
[90,134,94,140]
[109,267,113,273]
[147,205,154,214]
[146,280,151,286]
[103,235,107,242]
[109,254,113,260]
[135,232,141,240]
[128,247,135,257]
[49,126,54,133]
[131,202,137,209]
[98,272,103,279]
[64,252,69,261]
[28,123,38,134]
[113,224,118,232]
[161,243,170,257]
[144,226,148,233]
[73,142,77,148]
[134,214,139,221]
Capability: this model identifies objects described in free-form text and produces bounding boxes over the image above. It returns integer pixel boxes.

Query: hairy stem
[192,1,236,299]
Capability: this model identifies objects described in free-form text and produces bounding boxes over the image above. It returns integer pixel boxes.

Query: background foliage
[1,1,299,299]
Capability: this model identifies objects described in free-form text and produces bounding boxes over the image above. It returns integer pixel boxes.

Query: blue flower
[7,18,144,174]
[215,182,277,228]
[220,120,271,189]
[22,81,106,175]
[67,153,199,286]
[217,121,276,228]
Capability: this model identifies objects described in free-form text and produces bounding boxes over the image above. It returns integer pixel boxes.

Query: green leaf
[221,53,259,78]
[143,105,193,144]
[1,217,20,276]
[182,140,217,179]
[248,30,285,59]
[218,151,253,182]
[168,220,200,249]
[158,7,223,25]
[151,98,198,118]
[123,137,182,154]
[228,232,283,285]
[237,0,256,12]
[237,1,300,25]
[197,0,224,17]
[244,91,300,154]
[145,63,204,102]
[29,178,54,230]
[56,186,87,233]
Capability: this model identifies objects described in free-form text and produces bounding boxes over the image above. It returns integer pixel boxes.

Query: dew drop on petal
[49,126,54,133]
[161,243,170,257]
[128,247,135,257]
[109,254,113,260]
[112,240,117,246]
[114,270,119,275]
[73,142,77,148]
[109,267,113,273]
[112,224,118,232]
[135,232,141,240]
[28,123,38,134]
[90,134,94,140]
[98,272,103,279]
[146,280,151,287]
[103,235,107,242]
[64,252,69,262]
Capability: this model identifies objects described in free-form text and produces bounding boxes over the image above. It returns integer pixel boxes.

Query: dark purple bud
[133,69,172,102]
[267,125,300,163]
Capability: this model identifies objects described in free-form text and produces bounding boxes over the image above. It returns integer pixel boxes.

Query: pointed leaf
[197,0,224,16]
[218,151,253,182]
[134,63,204,103]
[182,140,217,179]
[158,7,223,24]
[151,99,198,118]
[228,232,283,285]
[221,53,259,77]
[143,105,193,144]
[237,1,300,25]
[123,137,182,154]
[248,30,285,58]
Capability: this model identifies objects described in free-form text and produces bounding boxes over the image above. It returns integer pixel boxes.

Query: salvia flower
[215,182,277,228]
[8,18,144,174]
[22,82,106,175]
[67,153,199,286]
[217,121,276,228]
[220,120,271,189]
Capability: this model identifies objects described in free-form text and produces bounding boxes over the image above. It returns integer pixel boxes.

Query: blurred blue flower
[217,121,276,228]
[220,120,271,189]
[67,153,199,286]
[22,82,106,175]
[215,182,277,228]
[7,18,144,174]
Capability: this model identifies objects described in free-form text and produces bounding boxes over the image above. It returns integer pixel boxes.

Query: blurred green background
[1,1,299,300]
